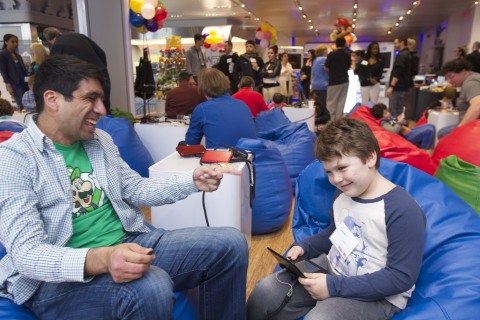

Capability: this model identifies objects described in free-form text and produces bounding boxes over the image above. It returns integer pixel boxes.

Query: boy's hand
[285,245,304,260]
[298,272,330,300]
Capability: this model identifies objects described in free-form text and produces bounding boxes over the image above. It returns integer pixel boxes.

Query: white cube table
[282,107,315,132]
[428,110,459,145]
[149,152,252,245]
[134,122,189,162]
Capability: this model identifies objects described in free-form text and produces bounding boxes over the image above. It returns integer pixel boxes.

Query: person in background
[311,45,329,115]
[185,33,206,84]
[30,43,49,75]
[465,41,480,73]
[0,97,27,131]
[355,42,384,105]
[267,93,287,109]
[453,47,467,60]
[232,76,269,118]
[21,75,36,113]
[386,36,412,118]
[186,68,257,148]
[438,59,480,138]
[300,49,316,99]
[0,34,29,111]
[259,45,281,102]
[310,89,331,131]
[371,103,436,150]
[247,118,425,320]
[164,72,206,117]
[350,49,365,71]
[0,55,248,319]
[214,40,239,93]
[279,52,294,103]
[325,37,351,120]
[44,27,111,113]
[234,40,264,92]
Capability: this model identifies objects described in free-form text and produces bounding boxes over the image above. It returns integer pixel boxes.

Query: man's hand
[285,245,305,261]
[85,243,155,283]
[298,272,330,300]
[193,165,241,192]
[386,86,393,98]
[6,84,14,96]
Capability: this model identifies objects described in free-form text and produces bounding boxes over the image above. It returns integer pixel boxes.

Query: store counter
[282,107,315,132]
[149,151,252,245]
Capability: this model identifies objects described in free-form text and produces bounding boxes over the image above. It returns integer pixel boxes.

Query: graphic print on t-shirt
[68,166,105,218]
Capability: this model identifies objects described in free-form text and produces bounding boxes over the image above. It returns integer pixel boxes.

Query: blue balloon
[130,11,144,28]
[145,19,159,32]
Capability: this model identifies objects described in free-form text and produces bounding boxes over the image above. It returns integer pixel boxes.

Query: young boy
[247,118,425,320]
[370,103,435,149]
[266,92,287,109]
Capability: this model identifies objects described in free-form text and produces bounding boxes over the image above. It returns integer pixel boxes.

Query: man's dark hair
[33,55,105,113]
[272,93,284,104]
[396,36,408,46]
[238,76,255,88]
[178,72,192,83]
[370,103,387,120]
[335,37,346,48]
[246,40,256,46]
[354,49,365,59]
[43,27,62,41]
[225,40,233,47]
[194,34,203,42]
[316,118,381,169]
[441,59,474,74]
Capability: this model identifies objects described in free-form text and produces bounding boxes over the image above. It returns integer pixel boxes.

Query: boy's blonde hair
[316,118,381,168]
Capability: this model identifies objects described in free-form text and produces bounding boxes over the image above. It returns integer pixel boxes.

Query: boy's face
[382,109,391,120]
[323,153,377,199]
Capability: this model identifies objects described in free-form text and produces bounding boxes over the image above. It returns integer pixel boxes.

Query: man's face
[393,39,401,51]
[196,37,205,46]
[445,71,467,87]
[323,153,377,199]
[188,76,196,86]
[246,43,255,54]
[54,78,106,145]
[224,43,232,54]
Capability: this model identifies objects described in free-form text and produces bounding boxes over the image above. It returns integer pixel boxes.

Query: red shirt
[232,88,269,118]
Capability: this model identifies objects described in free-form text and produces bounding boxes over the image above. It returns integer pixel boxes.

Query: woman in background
[0,34,28,111]
[30,43,49,75]
[300,49,316,99]
[278,52,294,103]
[355,41,384,104]
[453,47,467,60]
[259,45,281,102]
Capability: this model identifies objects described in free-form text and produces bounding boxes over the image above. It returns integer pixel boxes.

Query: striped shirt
[0,116,198,304]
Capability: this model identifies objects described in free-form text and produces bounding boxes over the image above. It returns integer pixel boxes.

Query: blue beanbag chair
[0,120,26,133]
[259,122,316,191]
[96,115,154,177]
[237,138,292,234]
[292,158,480,320]
[0,242,198,319]
[254,108,291,134]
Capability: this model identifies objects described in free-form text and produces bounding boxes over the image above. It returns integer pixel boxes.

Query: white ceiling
[162,0,478,44]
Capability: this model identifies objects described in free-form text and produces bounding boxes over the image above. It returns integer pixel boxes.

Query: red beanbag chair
[432,119,480,167]
[350,106,437,175]
[0,131,15,143]
[415,110,428,127]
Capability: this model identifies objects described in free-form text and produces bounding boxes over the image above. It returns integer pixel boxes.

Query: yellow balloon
[261,22,270,32]
[205,37,213,44]
[137,26,148,34]
[209,30,217,37]
[214,36,222,44]
[130,0,144,14]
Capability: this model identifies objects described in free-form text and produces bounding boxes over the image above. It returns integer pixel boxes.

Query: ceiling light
[353,18,356,22]
[352,24,356,28]
[309,25,314,29]
[399,16,404,20]
[475,0,479,4]
[298,6,303,10]
[353,4,357,9]
[308,19,311,22]
[241,4,245,8]
[302,14,306,19]
[406,9,412,14]
[413,1,418,5]
[388,31,392,34]
[395,22,399,26]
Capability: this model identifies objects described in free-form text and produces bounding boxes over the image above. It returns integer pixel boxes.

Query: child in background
[267,93,287,109]
[310,89,330,131]
[247,118,425,320]
[370,103,436,149]
[0,98,27,131]
[22,75,36,113]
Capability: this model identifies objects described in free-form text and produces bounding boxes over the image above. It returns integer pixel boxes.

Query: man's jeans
[24,227,248,320]
[389,90,407,118]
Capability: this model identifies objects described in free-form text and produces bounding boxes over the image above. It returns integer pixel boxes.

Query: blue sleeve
[185,105,204,145]
[326,188,425,301]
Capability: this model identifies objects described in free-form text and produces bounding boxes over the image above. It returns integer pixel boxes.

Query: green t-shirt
[54,141,127,248]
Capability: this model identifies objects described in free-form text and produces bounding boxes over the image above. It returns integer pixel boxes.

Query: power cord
[202,191,210,227]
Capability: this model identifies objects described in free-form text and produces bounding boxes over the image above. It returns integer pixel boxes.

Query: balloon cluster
[255,22,277,48]
[129,0,168,33]
[203,30,225,52]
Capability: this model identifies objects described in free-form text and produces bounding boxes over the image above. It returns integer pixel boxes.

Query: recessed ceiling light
[298,6,303,10]
[308,19,311,22]
[399,16,404,20]
[352,24,356,28]
[406,9,412,14]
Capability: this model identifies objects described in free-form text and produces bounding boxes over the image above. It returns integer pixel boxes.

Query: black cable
[202,191,210,227]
